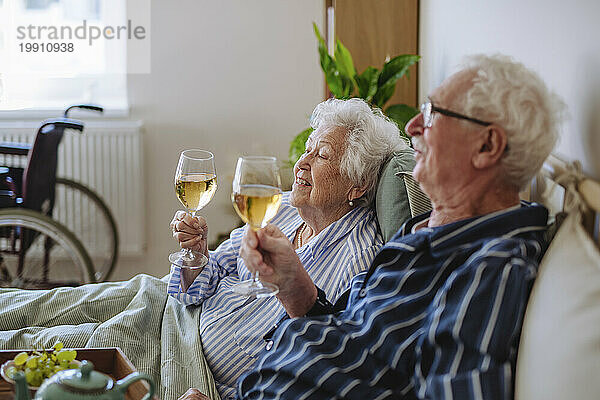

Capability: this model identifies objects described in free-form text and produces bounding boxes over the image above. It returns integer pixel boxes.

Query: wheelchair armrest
[0,142,31,156]
[64,104,104,117]
[40,118,84,134]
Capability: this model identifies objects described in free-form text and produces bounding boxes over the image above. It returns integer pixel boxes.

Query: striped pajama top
[167,192,383,399]
[238,202,549,400]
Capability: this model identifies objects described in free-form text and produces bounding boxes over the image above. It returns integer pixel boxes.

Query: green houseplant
[289,23,421,164]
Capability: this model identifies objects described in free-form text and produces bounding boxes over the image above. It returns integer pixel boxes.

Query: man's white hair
[459,54,567,190]
[310,98,408,206]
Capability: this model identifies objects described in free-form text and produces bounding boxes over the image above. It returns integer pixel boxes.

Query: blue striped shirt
[238,202,549,400]
[167,192,383,399]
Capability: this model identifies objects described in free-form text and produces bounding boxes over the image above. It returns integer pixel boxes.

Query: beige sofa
[515,156,600,399]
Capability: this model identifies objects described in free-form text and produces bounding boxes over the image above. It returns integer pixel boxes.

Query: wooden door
[325,0,419,107]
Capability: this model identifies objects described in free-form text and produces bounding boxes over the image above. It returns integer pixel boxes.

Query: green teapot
[14,360,155,400]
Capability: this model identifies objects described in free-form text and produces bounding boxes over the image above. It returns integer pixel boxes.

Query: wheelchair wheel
[0,209,95,289]
[53,178,119,282]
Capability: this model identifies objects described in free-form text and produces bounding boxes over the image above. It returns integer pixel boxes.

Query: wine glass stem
[181,210,198,260]
[252,271,261,285]
[248,226,262,285]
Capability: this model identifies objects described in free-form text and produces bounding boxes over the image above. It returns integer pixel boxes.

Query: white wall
[419,0,600,179]
[114,0,324,280]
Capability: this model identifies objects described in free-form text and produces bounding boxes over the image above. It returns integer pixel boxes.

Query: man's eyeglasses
[421,99,492,128]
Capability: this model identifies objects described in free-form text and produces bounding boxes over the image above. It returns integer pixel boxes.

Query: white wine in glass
[175,173,217,212]
[230,156,282,298]
[232,185,282,230]
[169,150,217,268]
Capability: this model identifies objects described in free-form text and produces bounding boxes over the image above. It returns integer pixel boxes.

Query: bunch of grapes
[5,342,78,387]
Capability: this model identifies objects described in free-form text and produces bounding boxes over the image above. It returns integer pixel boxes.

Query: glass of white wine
[168,149,217,268]
[230,156,282,298]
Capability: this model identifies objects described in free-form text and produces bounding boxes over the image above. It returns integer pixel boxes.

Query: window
[0,0,143,115]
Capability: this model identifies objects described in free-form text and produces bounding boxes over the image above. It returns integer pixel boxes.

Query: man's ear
[473,125,508,169]
[348,186,368,203]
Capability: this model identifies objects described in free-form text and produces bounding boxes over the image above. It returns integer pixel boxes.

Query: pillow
[375,148,431,242]
[400,171,432,218]
[515,211,600,400]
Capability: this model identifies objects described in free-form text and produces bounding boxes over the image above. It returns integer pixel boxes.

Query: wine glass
[168,149,217,268]
[230,156,282,298]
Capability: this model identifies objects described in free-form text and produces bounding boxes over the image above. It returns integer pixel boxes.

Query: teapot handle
[13,372,31,400]
[115,372,156,400]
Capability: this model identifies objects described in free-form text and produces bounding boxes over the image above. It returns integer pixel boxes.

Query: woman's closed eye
[304,141,330,160]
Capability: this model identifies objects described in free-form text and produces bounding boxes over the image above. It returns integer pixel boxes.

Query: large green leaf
[386,103,419,139]
[355,66,380,101]
[378,55,420,85]
[373,55,420,107]
[313,23,350,98]
[334,40,357,90]
[372,85,395,109]
[313,23,332,72]
[325,70,348,98]
[289,127,313,165]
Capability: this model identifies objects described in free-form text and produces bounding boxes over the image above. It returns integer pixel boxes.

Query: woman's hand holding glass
[170,211,210,292]
[170,211,209,257]
[169,149,217,268]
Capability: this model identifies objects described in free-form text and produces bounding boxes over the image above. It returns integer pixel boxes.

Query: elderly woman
[170,97,409,399]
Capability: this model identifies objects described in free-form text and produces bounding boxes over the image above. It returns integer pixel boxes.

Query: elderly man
[180,54,564,400]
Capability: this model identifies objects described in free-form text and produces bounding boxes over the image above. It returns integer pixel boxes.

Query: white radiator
[0,120,145,257]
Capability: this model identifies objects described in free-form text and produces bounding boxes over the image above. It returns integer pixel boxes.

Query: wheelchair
[0,105,119,289]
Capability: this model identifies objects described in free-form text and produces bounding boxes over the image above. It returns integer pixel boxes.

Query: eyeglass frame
[421,98,492,128]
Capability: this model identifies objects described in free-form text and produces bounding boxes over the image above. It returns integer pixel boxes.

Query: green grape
[30,372,43,387]
[25,356,38,369]
[9,341,76,387]
[23,366,44,387]
[24,368,35,385]
[56,350,73,363]
[5,366,17,379]
[42,365,53,377]
[13,352,28,366]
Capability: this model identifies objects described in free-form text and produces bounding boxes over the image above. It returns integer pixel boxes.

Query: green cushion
[375,148,431,242]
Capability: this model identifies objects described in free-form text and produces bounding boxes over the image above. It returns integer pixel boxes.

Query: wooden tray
[0,348,158,400]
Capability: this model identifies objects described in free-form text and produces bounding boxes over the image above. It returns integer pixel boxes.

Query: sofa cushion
[515,211,600,399]
[375,148,431,242]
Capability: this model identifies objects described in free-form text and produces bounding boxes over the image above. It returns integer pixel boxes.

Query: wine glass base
[168,251,208,269]
[230,279,279,298]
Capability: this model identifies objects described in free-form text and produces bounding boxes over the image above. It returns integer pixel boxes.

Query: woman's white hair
[310,98,408,206]
[459,54,567,190]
